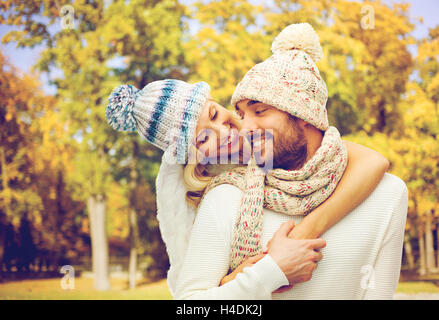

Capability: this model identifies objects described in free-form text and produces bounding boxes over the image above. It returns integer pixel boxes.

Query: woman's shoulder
[205,163,243,176]
[203,183,243,203]
[199,183,243,222]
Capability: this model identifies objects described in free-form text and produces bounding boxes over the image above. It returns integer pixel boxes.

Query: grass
[0,278,438,300]
[395,281,439,294]
[0,277,173,300]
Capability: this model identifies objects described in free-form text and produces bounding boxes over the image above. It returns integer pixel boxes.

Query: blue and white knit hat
[106,79,210,164]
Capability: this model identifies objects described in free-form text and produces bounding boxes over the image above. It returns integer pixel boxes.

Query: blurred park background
[0,0,438,299]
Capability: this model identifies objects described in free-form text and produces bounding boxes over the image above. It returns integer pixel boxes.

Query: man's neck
[282,128,323,172]
[304,128,324,164]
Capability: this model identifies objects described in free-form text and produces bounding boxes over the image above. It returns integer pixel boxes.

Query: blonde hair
[183,107,242,208]
[183,161,213,208]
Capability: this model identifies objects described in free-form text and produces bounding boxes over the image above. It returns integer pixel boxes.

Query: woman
[106,78,388,297]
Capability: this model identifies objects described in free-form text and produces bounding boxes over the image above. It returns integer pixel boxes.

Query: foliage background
[0,0,438,290]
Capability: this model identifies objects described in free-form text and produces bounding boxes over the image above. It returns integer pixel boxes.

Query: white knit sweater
[174,173,408,300]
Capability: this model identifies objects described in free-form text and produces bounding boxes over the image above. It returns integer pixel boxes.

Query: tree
[263,0,414,135]
[0,49,84,272]
[185,0,270,107]
[412,25,439,273]
[0,51,45,263]
[2,0,189,289]
[2,0,438,282]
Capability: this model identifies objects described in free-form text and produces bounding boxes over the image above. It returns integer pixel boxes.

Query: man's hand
[267,220,325,285]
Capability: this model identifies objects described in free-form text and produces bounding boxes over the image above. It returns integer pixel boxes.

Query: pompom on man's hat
[106,79,210,164]
[232,23,329,131]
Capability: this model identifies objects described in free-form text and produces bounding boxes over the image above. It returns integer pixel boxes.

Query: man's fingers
[273,284,293,293]
[308,238,326,250]
[274,220,295,238]
[266,239,272,249]
[313,251,323,262]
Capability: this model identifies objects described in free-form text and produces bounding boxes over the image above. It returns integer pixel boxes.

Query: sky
[0,0,438,94]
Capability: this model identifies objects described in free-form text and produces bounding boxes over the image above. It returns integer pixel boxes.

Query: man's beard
[273,116,308,171]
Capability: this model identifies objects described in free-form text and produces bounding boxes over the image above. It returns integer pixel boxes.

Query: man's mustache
[241,129,274,145]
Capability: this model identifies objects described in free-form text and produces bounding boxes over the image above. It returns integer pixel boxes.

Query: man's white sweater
[174,173,408,300]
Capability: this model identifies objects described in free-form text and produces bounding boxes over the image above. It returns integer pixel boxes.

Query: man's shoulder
[377,173,408,197]
[361,172,408,211]
[341,173,408,241]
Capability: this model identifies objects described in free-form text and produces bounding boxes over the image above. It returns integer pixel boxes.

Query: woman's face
[193,99,246,163]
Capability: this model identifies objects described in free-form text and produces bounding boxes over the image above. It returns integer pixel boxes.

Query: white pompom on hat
[232,22,329,131]
[271,22,323,62]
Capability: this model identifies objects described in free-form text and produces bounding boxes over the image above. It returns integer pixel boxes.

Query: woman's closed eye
[211,108,218,121]
[209,104,218,121]
[197,131,209,146]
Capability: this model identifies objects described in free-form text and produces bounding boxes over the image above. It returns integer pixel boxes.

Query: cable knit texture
[231,23,329,131]
[202,126,348,271]
[174,173,408,300]
[106,79,210,164]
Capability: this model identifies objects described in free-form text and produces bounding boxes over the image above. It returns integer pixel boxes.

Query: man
[174,23,407,300]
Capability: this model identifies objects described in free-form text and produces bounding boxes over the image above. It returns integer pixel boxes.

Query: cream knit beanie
[231,23,329,131]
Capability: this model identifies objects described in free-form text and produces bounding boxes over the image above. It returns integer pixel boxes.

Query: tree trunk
[376,99,387,132]
[418,225,426,276]
[425,210,437,273]
[0,221,5,270]
[128,140,139,289]
[0,146,11,266]
[88,195,110,291]
[403,233,415,270]
[0,146,11,219]
[436,219,439,273]
[128,208,138,289]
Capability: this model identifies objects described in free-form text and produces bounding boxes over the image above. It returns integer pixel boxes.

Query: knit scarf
[202,126,348,271]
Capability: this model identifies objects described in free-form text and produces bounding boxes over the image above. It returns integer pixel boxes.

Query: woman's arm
[287,141,389,240]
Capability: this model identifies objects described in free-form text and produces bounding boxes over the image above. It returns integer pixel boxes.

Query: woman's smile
[219,127,239,152]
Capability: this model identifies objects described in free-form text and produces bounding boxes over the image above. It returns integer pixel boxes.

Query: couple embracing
[106,23,408,300]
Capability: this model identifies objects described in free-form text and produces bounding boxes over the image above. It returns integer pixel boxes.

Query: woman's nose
[211,122,230,133]
[241,115,259,131]
[213,111,232,131]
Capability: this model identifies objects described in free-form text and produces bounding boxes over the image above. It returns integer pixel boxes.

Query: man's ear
[296,118,308,130]
[301,120,323,136]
